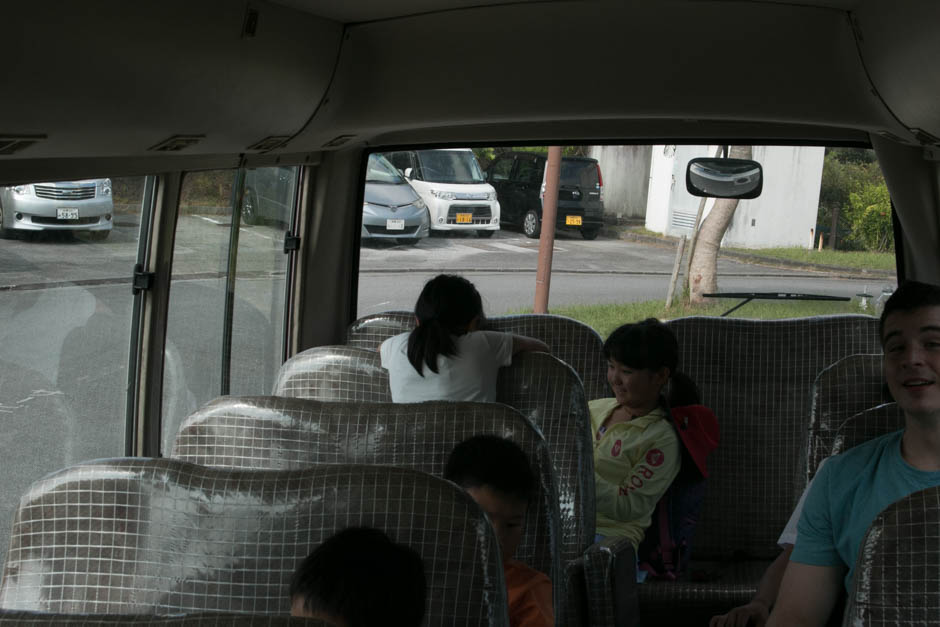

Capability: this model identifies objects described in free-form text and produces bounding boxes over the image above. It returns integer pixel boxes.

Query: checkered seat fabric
[807,354,891,480]
[0,613,325,626]
[170,395,561,606]
[843,486,940,627]
[831,403,905,456]
[346,312,610,399]
[0,460,508,626]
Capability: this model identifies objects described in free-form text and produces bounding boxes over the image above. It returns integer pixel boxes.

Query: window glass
[0,175,147,568]
[489,158,513,182]
[514,157,543,185]
[161,167,296,453]
[414,150,486,183]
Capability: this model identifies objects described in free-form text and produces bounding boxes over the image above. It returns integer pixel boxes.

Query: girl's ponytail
[406,275,483,376]
[666,371,701,408]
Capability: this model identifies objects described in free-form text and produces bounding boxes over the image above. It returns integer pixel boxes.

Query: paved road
[0,217,895,568]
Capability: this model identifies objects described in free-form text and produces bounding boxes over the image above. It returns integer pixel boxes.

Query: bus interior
[1,0,939,625]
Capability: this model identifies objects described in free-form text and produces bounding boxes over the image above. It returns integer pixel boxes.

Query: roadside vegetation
[724,246,895,271]
[535,299,875,339]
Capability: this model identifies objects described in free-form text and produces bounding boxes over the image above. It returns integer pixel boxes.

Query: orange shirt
[504,559,554,627]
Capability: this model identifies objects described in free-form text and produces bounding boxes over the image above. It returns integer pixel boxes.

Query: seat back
[346,311,610,399]
[831,403,905,456]
[273,346,390,401]
[664,315,881,560]
[170,396,560,586]
[0,459,508,626]
[844,485,940,626]
[807,353,890,479]
[0,613,323,626]
[274,347,595,565]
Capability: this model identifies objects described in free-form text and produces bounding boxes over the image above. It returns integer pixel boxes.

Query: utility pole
[534,146,562,313]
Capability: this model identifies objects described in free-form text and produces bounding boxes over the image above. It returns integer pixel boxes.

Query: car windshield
[366,154,406,184]
[560,160,599,188]
[415,150,485,184]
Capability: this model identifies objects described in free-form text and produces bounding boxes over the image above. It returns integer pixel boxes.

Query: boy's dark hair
[444,435,535,502]
[290,527,426,627]
[407,274,484,376]
[604,318,678,373]
[879,281,940,344]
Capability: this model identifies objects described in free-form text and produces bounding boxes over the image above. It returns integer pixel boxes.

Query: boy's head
[290,527,426,627]
[879,281,940,420]
[444,435,535,563]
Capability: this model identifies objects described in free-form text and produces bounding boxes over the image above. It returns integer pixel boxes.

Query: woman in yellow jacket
[591,318,698,550]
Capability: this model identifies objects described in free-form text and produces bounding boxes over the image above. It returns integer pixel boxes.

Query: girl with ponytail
[380,274,548,402]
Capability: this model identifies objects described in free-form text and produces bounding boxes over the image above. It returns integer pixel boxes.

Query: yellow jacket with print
[591,398,681,549]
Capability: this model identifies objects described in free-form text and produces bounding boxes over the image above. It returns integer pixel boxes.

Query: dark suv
[486,152,604,239]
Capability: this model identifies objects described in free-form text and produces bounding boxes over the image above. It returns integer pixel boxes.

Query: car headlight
[414,197,427,210]
[13,184,31,196]
[100,179,112,196]
[430,190,456,200]
[487,191,497,201]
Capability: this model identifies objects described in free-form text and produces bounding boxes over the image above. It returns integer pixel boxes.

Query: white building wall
[590,145,652,220]
[644,145,824,249]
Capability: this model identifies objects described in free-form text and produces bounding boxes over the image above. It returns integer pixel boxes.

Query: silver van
[0,179,113,239]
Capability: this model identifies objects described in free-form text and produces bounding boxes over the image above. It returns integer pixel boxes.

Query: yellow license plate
[566,215,582,226]
[456,213,473,224]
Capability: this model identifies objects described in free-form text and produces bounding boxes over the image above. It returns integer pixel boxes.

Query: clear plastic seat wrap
[843,485,940,627]
[633,315,882,625]
[273,346,618,627]
[0,612,325,626]
[831,403,905,457]
[346,311,610,399]
[0,460,508,626]
[170,396,562,616]
[807,354,892,480]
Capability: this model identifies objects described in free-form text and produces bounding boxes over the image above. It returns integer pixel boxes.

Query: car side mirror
[686,157,763,199]
[404,167,413,179]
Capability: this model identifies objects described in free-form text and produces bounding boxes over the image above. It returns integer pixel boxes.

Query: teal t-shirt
[792,430,940,591]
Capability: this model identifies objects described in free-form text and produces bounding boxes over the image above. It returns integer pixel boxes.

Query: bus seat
[273,346,391,401]
[843,485,940,626]
[0,460,508,625]
[807,354,890,480]
[831,403,905,456]
[169,395,562,614]
[629,315,882,623]
[0,612,326,625]
[346,311,610,399]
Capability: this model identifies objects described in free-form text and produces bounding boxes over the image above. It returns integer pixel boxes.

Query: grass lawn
[518,299,875,339]
[726,246,896,272]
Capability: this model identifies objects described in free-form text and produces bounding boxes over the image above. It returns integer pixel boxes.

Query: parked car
[362,153,430,245]
[0,179,113,239]
[241,166,297,227]
[486,152,604,239]
[382,149,499,237]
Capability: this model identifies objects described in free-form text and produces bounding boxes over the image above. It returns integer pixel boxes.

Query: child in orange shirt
[445,435,554,627]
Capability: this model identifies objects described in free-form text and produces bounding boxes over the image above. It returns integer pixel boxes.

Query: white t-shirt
[380,330,514,402]
[778,458,827,546]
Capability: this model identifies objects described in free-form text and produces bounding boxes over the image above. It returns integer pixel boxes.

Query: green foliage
[817,148,890,251]
[846,183,894,252]
[724,246,895,271]
[472,146,591,170]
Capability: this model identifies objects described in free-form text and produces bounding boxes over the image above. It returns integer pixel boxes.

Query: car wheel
[523,210,541,238]
[581,227,600,240]
[0,202,11,239]
[241,188,260,225]
[477,230,495,238]
[398,237,420,246]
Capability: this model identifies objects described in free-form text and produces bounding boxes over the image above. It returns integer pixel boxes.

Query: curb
[612,229,895,281]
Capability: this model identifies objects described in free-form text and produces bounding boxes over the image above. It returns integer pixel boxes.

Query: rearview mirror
[686,158,763,199]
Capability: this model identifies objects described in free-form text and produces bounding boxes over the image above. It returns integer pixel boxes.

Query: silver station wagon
[0,179,114,239]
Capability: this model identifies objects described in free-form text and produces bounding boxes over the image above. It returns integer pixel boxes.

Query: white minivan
[382,149,500,237]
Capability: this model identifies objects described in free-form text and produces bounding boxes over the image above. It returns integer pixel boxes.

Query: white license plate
[57,208,79,220]
[386,219,405,230]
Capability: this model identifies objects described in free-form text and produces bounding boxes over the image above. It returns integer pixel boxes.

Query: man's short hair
[444,435,535,502]
[290,527,426,627]
[879,281,940,343]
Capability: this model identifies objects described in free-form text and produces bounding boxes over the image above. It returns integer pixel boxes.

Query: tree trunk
[688,145,752,304]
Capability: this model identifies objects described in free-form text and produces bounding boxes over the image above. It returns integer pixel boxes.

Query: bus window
[161,167,297,453]
[0,176,148,569]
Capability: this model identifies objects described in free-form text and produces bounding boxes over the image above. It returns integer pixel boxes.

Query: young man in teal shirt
[768,280,940,627]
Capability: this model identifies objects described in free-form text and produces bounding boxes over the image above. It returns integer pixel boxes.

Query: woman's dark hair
[604,318,700,407]
[290,527,426,627]
[407,274,484,375]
